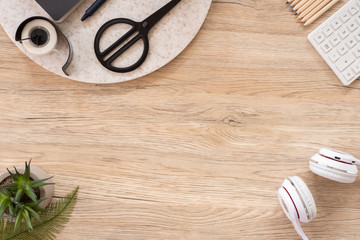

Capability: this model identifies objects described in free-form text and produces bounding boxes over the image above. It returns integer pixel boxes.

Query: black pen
[81,0,107,21]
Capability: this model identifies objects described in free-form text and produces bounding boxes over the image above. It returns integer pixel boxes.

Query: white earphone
[278,148,360,239]
[310,148,360,183]
[278,176,316,240]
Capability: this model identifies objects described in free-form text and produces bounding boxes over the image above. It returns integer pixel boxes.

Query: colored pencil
[296,0,317,14]
[293,0,309,11]
[298,0,324,19]
[290,0,301,8]
[303,0,340,26]
[301,0,332,23]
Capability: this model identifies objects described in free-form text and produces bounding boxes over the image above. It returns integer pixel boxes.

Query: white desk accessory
[278,176,316,240]
[310,148,360,183]
[278,148,360,239]
[308,0,360,85]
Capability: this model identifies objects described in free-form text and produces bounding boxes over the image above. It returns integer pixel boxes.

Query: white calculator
[308,0,360,86]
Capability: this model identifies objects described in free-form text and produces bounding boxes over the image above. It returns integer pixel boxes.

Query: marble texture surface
[0,0,211,83]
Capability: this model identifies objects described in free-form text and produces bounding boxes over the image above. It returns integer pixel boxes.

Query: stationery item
[18,19,58,55]
[303,0,340,25]
[308,0,360,85]
[293,0,308,12]
[310,148,360,183]
[94,0,181,73]
[81,0,107,21]
[35,0,85,22]
[15,16,73,76]
[278,176,316,240]
[296,0,318,15]
[290,0,301,8]
[286,0,338,25]
[297,0,325,19]
[300,0,331,22]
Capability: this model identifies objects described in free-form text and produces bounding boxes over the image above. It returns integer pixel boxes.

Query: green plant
[0,187,79,240]
[0,160,53,231]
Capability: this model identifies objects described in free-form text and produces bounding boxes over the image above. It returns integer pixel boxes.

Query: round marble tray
[0,0,211,84]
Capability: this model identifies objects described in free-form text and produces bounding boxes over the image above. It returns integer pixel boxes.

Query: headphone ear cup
[278,177,313,240]
[289,176,316,222]
[310,160,357,183]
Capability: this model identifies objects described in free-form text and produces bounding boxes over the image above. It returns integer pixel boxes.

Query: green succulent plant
[1,186,79,240]
[0,161,79,240]
[0,160,53,231]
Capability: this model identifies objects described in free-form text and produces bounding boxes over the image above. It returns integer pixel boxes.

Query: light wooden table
[1,0,360,239]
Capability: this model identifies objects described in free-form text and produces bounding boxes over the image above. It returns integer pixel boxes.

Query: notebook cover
[35,0,82,21]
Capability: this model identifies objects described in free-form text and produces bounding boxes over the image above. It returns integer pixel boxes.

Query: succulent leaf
[23,161,31,181]
[30,177,54,189]
[1,183,19,191]
[13,167,22,180]
[24,186,37,203]
[14,189,23,203]
[6,169,17,182]
[25,206,41,222]
[22,209,32,230]
[14,209,23,232]
[8,203,14,216]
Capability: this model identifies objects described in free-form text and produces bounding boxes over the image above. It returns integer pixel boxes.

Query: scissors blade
[142,0,181,30]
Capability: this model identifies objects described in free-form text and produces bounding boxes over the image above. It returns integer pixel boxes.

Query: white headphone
[310,148,360,183]
[278,148,360,239]
[278,176,316,240]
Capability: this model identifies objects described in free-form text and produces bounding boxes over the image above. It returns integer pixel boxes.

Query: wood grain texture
[1,0,360,239]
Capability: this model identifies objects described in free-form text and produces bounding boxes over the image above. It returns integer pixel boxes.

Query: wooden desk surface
[1,0,360,239]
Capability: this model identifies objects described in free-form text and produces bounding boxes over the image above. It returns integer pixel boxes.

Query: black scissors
[94,0,182,73]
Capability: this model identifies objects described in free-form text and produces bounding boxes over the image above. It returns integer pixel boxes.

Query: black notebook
[35,0,84,22]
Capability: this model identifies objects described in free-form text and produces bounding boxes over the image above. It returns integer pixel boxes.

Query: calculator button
[353,44,360,57]
[321,41,332,53]
[343,69,355,81]
[341,11,351,22]
[323,26,334,37]
[329,49,340,62]
[331,19,342,29]
[337,42,348,55]
[330,34,341,46]
[314,32,325,43]
[350,5,359,15]
[352,62,360,73]
[345,36,357,48]
[346,19,358,31]
[336,52,356,71]
[354,29,360,41]
[355,13,360,24]
[354,29,360,40]
[339,26,350,38]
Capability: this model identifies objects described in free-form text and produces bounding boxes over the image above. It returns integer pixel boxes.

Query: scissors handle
[94,18,149,73]
[94,0,182,73]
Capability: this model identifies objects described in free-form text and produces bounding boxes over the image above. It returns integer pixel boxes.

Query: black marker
[81,0,107,21]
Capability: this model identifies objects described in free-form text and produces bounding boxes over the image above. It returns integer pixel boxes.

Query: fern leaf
[0,186,79,240]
